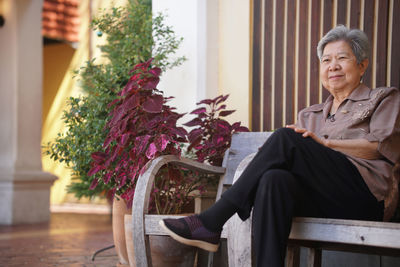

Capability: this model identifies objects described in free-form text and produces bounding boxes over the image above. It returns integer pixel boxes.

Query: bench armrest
[131,155,225,267]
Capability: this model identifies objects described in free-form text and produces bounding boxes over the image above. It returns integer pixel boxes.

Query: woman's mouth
[329,75,343,80]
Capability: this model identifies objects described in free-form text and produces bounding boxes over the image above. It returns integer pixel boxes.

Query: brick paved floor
[0,213,119,267]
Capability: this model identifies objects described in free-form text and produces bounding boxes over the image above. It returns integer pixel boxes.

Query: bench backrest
[221,132,272,187]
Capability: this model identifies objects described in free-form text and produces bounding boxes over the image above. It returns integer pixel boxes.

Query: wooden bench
[127,132,400,267]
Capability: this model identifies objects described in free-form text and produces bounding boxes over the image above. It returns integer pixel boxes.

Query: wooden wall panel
[262,0,274,130]
[285,0,297,125]
[392,0,400,88]
[375,0,389,87]
[251,0,400,131]
[297,0,309,112]
[336,0,348,25]
[310,0,321,105]
[349,0,361,28]
[363,0,375,87]
[275,0,285,127]
[251,0,262,131]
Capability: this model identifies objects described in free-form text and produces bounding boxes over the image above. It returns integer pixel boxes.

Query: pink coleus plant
[88,59,187,208]
[185,95,249,166]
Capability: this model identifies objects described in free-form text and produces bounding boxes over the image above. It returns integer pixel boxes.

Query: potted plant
[87,57,248,266]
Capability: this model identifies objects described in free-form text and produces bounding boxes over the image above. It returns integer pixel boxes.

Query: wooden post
[286,245,300,267]
[307,248,322,267]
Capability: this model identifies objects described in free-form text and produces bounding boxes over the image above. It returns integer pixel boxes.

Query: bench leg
[286,245,300,267]
[307,248,322,267]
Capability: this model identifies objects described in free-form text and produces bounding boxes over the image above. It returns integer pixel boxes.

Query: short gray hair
[317,25,370,64]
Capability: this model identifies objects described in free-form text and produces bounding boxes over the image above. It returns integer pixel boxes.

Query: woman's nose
[328,60,340,71]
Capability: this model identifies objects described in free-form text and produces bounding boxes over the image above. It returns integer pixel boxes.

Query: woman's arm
[286,125,381,160]
[324,139,381,160]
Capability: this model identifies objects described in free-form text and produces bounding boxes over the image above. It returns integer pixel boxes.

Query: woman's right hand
[285,125,328,147]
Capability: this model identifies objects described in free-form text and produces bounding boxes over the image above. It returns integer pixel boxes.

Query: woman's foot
[159,215,221,252]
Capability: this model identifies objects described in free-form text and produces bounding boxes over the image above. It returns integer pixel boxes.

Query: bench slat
[290,217,400,249]
[139,214,400,249]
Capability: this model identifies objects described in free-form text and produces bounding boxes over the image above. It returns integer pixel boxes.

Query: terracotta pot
[113,196,132,266]
[149,235,196,267]
[124,214,196,267]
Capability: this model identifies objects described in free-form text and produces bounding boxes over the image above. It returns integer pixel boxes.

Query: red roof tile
[42,0,80,43]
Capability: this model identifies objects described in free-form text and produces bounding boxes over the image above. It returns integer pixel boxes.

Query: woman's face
[319,40,368,94]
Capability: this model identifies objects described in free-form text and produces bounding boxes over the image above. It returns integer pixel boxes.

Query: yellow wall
[43,44,75,126]
[42,43,76,204]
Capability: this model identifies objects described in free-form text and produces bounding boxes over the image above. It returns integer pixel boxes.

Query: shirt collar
[346,83,372,101]
[321,83,372,118]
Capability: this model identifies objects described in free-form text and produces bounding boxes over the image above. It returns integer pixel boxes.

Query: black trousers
[222,128,384,267]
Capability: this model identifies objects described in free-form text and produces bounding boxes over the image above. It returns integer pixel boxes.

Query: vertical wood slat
[285,0,296,125]
[297,0,308,111]
[349,0,361,28]
[322,0,334,101]
[251,0,262,131]
[274,0,285,128]
[392,0,400,88]
[362,0,375,87]
[262,0,274,131]
[336,0,348,25]
[310,0,321,106]
[375,0,389,87]
[251,0,399,131]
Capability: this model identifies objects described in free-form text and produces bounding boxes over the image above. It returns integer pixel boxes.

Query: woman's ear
[359,58,369,76]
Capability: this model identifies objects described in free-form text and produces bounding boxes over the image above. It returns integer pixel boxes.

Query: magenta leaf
[149,67,162,77]
[188,128,203,143]
[135,135,151,154]
[91,152,106,163]
[236,126,250,132]
[215,94,229,105]
[190,107,207,115]
[103,172,112,184]
[123,94,140,111]
[120,80,138,96]
[218,110,235,117]
[216,104,227,111]
[143,95,163,113]
[120,133,130,146]
[183,118,202,127]
[155,134,169,152]
[196,99,213,105]
[142,77,160,90]
[88,165,104,176]
[89,178,99,190]
[170,127,188,138]
[146,143,158,159]
[212,135,225,146]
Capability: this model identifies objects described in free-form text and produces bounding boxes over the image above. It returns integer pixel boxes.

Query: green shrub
[44,0,185,199]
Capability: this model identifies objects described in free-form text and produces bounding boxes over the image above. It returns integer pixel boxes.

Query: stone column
[0,0,56,225]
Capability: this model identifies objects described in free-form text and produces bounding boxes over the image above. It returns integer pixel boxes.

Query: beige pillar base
[0,170,57,225]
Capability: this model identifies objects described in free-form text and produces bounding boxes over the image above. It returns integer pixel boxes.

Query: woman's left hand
[285,125,327,146]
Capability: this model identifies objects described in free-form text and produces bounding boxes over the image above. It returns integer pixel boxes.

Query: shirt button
[323,135,329,139]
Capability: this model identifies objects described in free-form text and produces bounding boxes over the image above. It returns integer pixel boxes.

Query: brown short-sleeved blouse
[296,84,400,217]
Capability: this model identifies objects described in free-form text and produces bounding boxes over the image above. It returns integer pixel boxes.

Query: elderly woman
[160,25,400,266]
